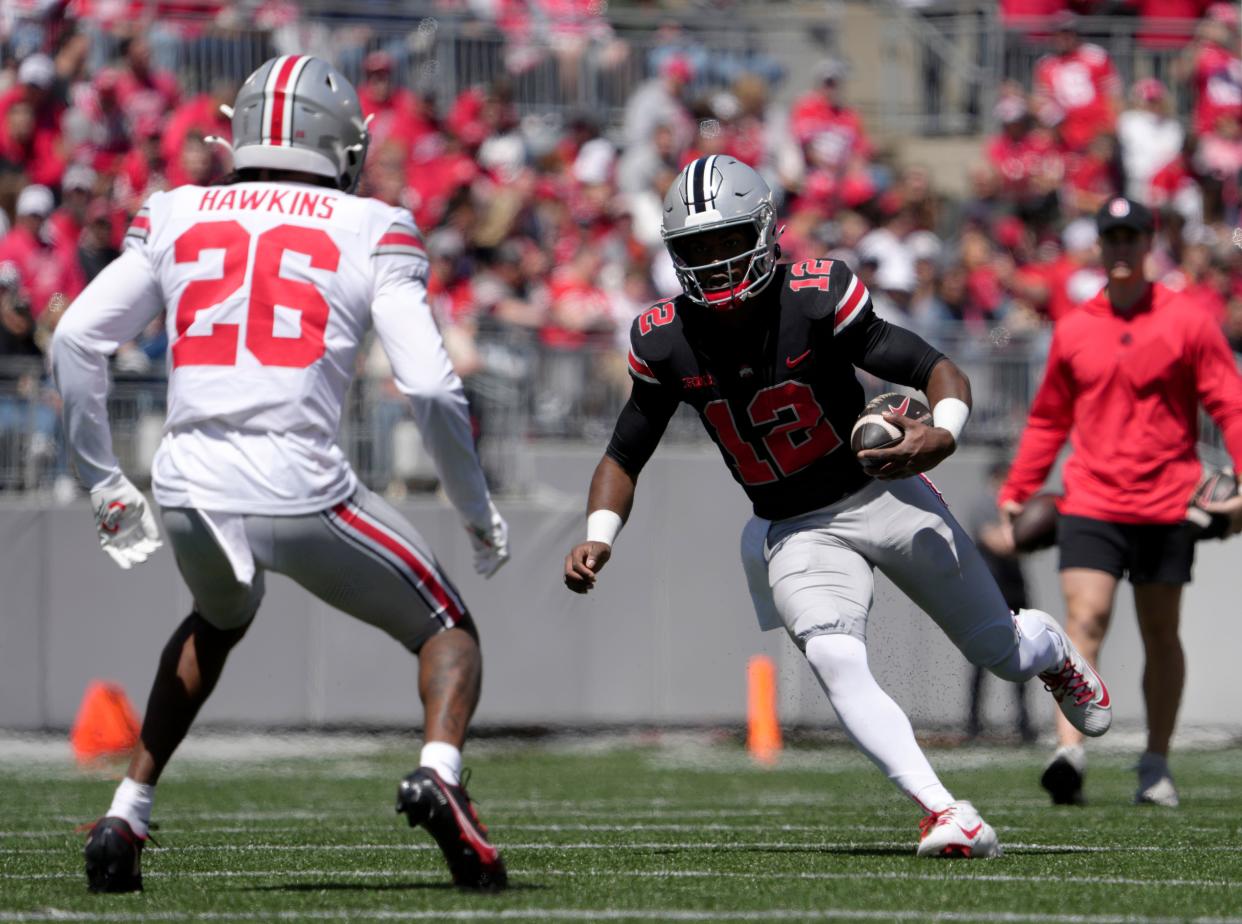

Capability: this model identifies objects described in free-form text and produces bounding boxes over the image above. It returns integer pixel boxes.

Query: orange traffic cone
[70,681,141,765]
[746,655,782,766]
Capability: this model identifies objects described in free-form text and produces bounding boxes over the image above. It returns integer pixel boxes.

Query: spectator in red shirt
[47,163,95,252]
[357,51,435,161]
[986,93,1062,208]
[1177,6,1242,138]
[161,79,234,187]
[999,197,1242,809]
[115,113,168,214]
[115,34,180,129]
[1162,237,1229,322]
[789,57,871,176]
[0,55,67,189]
[1032,13,1121,153]
[1062,133,1121,217]
[69,68,134,175]
[0,184,85,319]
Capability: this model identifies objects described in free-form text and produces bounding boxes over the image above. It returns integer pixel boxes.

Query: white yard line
[3,867,1238,890]
[0,909,1240,923]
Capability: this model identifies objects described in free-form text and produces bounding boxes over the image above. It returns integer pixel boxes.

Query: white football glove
[465,502,509,578]
[90,473,163,570]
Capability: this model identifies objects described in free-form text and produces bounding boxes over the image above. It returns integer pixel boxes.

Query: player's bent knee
[410,613,480,654]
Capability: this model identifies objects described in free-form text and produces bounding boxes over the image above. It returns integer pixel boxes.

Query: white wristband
[586,509,624,546]
[932,397,970,442]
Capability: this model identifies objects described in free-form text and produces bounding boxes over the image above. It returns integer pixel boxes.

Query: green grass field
[2,735,1240,922]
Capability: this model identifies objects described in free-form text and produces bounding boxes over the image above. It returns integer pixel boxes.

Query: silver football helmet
[228,55,369,192]
[661,156,780,308]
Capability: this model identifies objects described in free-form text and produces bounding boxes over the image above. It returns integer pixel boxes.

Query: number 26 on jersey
[173,220,338,369]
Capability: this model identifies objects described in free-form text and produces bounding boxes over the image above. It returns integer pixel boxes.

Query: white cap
[16,184,54,217]
[1061,217,1098,253]
[907,230,944,263]
[572,137,615,186]
[63,163,97,193]
[18,54,55,90]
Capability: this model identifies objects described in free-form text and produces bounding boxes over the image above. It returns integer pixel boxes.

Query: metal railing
[67,4,824,130]
[0,323,1051,499]
[6,320,1231,500]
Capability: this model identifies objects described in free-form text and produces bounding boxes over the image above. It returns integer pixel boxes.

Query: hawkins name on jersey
[615,259,944,521]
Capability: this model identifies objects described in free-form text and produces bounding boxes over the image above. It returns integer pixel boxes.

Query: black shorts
[1057,514,1197,585]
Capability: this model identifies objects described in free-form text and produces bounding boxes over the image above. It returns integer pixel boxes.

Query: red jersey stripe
[834,279,868,330]
[377,232,424,249]
[628,350,657,382]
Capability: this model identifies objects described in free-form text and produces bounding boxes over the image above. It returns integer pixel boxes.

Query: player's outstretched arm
[564,455,637,594]
[857,358,970,479]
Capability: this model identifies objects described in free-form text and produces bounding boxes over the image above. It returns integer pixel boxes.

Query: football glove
[466,501,509,578]
[90,473,163,570]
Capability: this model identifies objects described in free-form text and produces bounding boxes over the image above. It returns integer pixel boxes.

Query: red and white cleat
[916,800,1002,859]
[1032,609,1112,737]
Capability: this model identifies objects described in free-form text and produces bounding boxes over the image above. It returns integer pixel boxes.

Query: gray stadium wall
[1,446,1238,734]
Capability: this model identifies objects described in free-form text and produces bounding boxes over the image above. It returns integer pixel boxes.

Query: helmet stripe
[690,157,706,213]
[703,155,718,207]
[260,56,285,146]
[268,54,305,147]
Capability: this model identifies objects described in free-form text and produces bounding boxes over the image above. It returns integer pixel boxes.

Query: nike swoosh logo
[786,349,811,369]
[959,823,983,839]
[1093,667,1110,708]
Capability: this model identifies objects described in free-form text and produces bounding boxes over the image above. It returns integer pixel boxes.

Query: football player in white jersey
[54,56,509,893]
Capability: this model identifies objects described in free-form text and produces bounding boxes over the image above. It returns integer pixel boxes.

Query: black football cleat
[396,767,507,891]
[84,817,145,893]
[1041,754,1086,806]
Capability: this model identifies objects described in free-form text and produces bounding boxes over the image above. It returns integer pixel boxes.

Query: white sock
[805,634,954,814]
[991,608,1063,680]
[1052,744,1086,772]
[106,777,154,839]
[419,741,462,786]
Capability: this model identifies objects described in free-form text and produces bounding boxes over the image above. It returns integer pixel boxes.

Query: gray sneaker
[1135,752,1179,807]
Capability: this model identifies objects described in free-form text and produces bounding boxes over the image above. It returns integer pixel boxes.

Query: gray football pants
[741,474,1020,670]
[161,485,468,652]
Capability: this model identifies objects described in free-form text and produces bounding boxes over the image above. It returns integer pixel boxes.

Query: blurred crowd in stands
[3,0,1242,493]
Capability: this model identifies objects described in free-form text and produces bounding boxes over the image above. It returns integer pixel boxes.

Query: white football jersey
[53,182,492,525]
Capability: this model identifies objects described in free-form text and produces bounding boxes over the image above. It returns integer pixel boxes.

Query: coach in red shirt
[999,196,1242,809]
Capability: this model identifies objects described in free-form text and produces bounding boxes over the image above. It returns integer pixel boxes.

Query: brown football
[1012,493,1061,553]
[850,392,932,453]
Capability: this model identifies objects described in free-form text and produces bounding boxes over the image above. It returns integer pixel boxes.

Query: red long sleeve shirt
[999,283,1242,524]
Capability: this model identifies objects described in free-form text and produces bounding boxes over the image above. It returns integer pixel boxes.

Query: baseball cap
[994,95,1028,124]
[93,67,121,94]
[1051,10,1079,33]
[1096,196,1154,234]
[16,184,54,218]
[1207,2,1239,25]
[1135,78,1166,104]
[63,163,97,193]
[0,261,19,289]
[661,55,694,82]
[364,50,394,74]
[815,56,849,84]
[18,54,55,90]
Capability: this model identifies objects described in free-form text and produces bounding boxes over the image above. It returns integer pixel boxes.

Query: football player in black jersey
[563,156,1114,857]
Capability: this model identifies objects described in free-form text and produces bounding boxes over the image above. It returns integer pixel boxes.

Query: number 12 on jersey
[703,381,842,485]
[173,220,339,369]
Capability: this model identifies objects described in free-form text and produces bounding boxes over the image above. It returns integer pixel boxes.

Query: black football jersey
[607,259,945,521]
